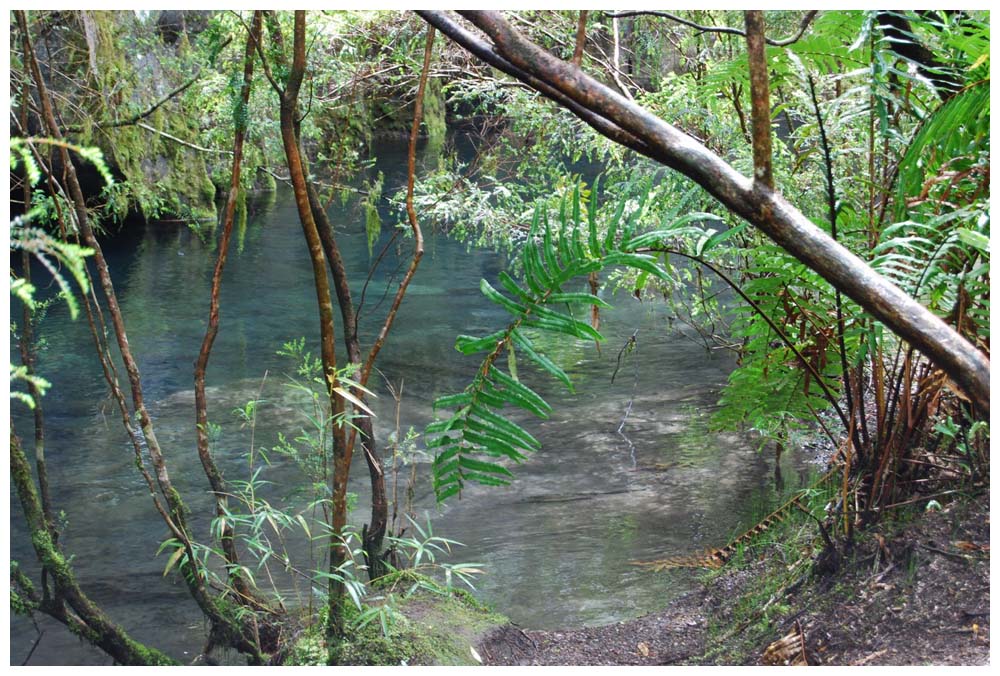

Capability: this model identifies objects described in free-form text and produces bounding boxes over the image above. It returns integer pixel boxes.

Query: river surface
[9,140,814,665]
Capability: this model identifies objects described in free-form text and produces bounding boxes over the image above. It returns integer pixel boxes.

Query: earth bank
[475,493,989,666]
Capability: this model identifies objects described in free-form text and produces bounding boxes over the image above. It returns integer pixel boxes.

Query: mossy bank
[285,572,508,666]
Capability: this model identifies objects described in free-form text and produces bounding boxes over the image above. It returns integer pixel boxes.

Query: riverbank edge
[475,490,990,666]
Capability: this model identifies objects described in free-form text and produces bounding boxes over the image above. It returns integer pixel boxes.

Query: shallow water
[9,141,813,664]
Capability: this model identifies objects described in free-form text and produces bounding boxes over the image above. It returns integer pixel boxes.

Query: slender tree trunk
[572,11,588,66]
[355,25,434,580]
[269,10,352,653]
[193,9,261,605]
[744,10,772,188]
[16,76,55,537]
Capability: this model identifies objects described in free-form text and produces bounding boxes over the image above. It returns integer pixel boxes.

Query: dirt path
[478,496,990,666]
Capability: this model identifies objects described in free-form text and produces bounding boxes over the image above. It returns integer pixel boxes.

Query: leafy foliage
[425,182,716,500]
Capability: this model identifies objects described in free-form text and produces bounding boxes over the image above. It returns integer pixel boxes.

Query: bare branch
[604,9,819,47]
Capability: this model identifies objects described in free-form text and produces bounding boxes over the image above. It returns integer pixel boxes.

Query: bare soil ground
[478,494,989,666]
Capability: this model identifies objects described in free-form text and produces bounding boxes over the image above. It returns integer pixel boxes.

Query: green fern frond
[425,182,719,501]
[10,224,93,320]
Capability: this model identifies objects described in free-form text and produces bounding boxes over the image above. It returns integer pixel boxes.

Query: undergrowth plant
[158,339,483,639]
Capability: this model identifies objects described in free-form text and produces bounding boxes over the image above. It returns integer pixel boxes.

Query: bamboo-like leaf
[333,387,376,418]
[295,514,311,540]
[162,546,185,577]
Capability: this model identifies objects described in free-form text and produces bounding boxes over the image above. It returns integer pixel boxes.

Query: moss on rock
[285,573,507,666]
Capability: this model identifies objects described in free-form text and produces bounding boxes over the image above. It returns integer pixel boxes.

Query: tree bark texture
[193,9,261,605]
[418,10,989,416]
[269,10,351,649]
[744,10,773,188]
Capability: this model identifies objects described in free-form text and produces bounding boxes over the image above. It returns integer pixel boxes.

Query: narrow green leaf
[542,212,561,277]
[511,329,572,390]
[604,193,628,251]
[436,483,462,502]
[528,304,602,341]
[498,271,536,305]
[547,292,611,308]
[474,386,512,410]
[466,418,533,454]
[469,404,540,449]
[461,472,510,487]
[455,330,507,355]
[588,177,602,255]
[557,195,574,264]
[459,456,514,477]
[463,430,527,461]
[487,368,552,417]
[480,278,528,316]
[603,251,670,281]
[162,547,185,577]
[433,392,473,410]
[522,243,550,296]
[507,346,519,381]
[425,418,460,435]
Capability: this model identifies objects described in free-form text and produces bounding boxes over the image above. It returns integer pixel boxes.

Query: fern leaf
[511,329,572,390]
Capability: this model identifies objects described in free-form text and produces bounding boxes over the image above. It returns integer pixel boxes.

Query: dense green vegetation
[9,9,989,665]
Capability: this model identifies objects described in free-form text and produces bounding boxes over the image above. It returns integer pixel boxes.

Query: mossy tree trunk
[10,430,177,665]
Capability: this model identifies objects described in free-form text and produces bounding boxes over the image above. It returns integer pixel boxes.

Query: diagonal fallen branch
[417,10,989,415]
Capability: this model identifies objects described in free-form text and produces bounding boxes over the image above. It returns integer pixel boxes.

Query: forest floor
[478,492,990,666]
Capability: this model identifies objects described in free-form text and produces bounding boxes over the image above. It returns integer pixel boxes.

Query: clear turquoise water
[9,140,811,664]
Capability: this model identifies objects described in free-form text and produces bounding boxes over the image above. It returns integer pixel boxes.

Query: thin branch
[644,246,851,432]
[193,9,261,604]
[359,25,434,387]
[135,121,232,156]
[62,67,206,134]
[604,10,819,47]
